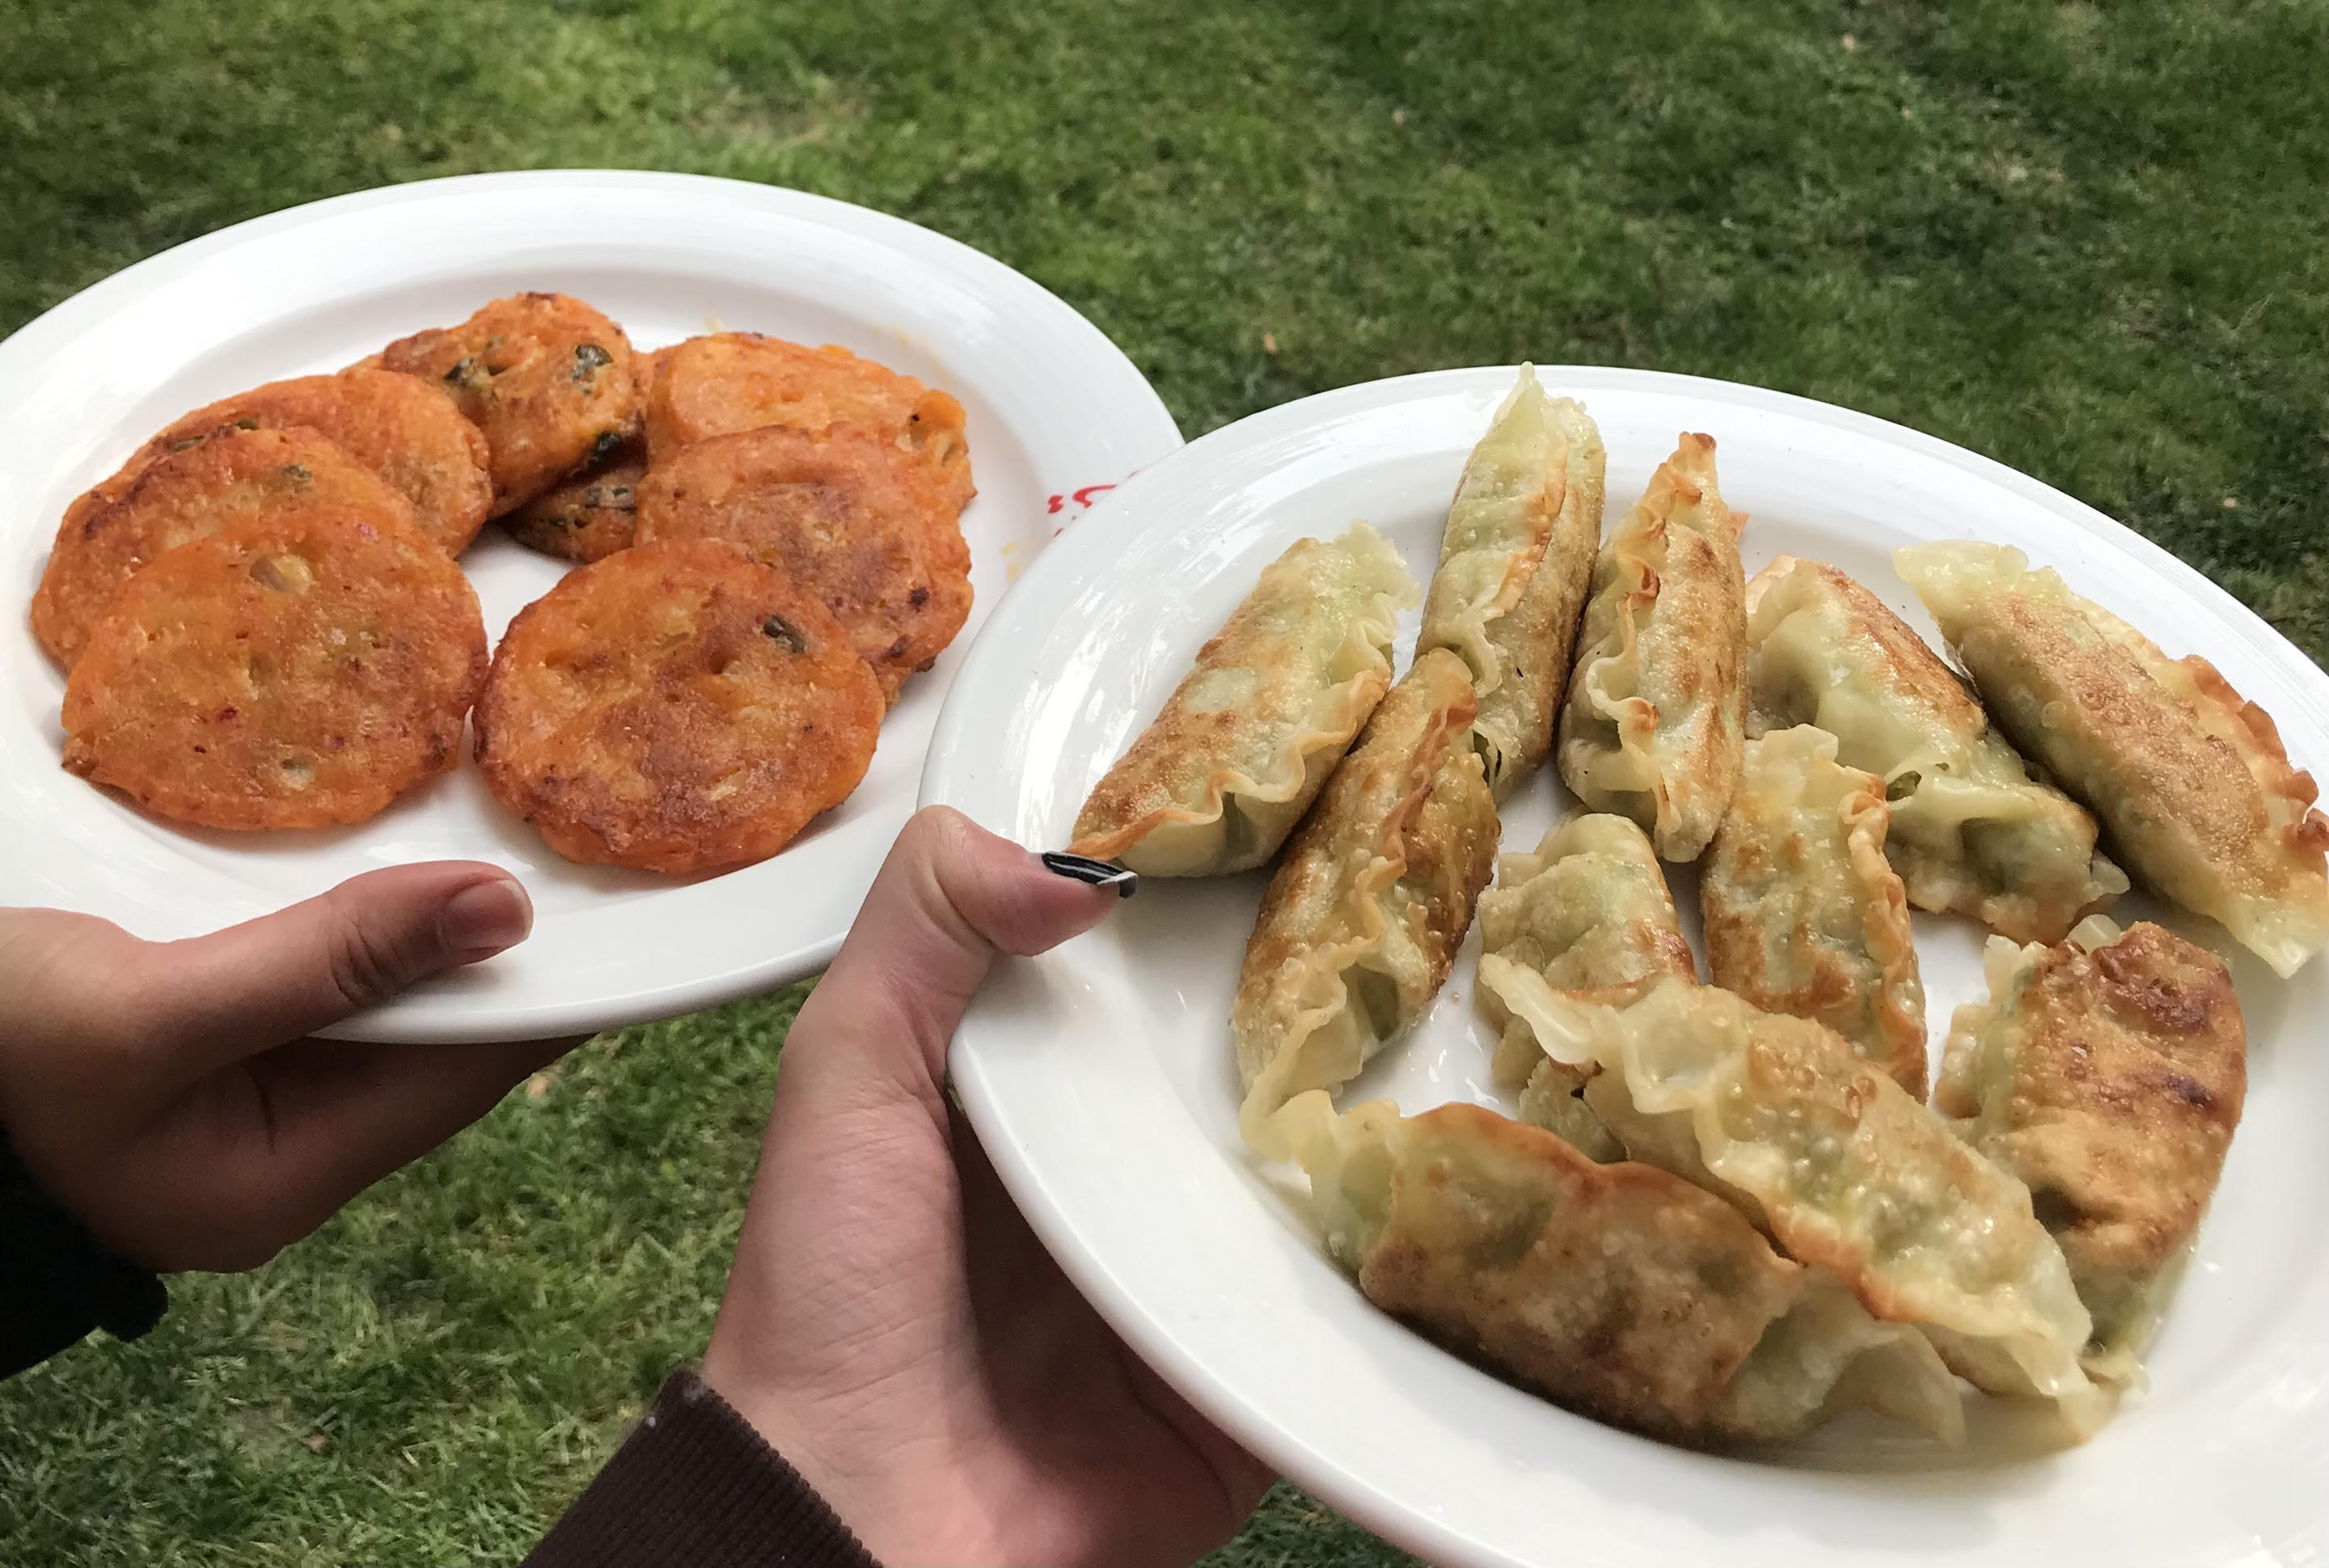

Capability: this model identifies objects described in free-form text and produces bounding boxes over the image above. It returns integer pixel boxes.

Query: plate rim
[0,168,1184,1042]
[921,362,2329,1568]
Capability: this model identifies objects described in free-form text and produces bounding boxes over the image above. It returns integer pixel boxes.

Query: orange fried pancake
[380,292,639,516]
[475,539,882,874]
[61,512,486,830]
[498,436,645,562]
[497,344,669,562]
[32,425,421,668]
[73,369,492,556]
[643,332,973,514]
[632,424,973,704]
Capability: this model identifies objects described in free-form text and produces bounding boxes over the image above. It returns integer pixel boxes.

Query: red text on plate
[1044,480,1122,537]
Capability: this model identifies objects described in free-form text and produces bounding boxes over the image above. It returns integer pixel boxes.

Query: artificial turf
[2,1,2324,1562]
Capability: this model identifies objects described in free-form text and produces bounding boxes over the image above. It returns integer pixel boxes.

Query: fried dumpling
[1701,725,1927,1096]
[1282,1094,1964,1445]
[1234,649,1498,1156]
[1897,542,2329,976]
[1938,918,2246,1384]
[1745,556,2125,943]
[1478,969,2110,1434]
[1558,433,1747,861]
[1476,813,1694,1160]
[1072,523,1418,876]
[1416,366,1604,797]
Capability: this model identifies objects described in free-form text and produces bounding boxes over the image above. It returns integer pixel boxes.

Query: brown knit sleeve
[526,1369,879,1568]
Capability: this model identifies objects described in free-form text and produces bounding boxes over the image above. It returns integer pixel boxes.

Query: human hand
[0,862,573,1272]
[700,807,1273,1567]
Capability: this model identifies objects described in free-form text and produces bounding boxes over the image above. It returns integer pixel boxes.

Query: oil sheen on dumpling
[1416,366,1604,798]
[1477,968,2111,1435]
[1897,541,2329,976]
[1281,1093,1964,1445]
[1701,726,1927,1096]
[1476,814,1695,1160]
[1745,556,2125,943]
[1071,522,1418,876]
[1938,918,2246,1384]
[1234,649,1498,1157]
[1558,433,1747,861]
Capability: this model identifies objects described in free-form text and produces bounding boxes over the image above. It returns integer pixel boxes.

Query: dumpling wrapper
[1281,1093,1964,1445]
[1558,433,1747,861]
[1701,725,1928,1097]
[1896,541,2329,976]
[1416,365,1604,798]
[1745,556,2125,943]
[1234,649,1498,1157]
[1938,917,2246,1385]
[1476,813,1695,1160]
[1071,522,1418,876]
[1478,968,2111,1435]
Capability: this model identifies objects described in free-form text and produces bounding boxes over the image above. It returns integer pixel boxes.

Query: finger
[781,806,1125,1106]
[135,862,534,1084]
[256,1033,579,1245]
[134,1033,582,1270]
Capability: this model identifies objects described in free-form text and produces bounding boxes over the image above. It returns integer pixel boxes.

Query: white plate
[0,170,1181,1042]
[921,367,2329,1567]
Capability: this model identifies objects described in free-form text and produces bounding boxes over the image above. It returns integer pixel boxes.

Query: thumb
[783,807,1131,1107]
[142,862,533,1080]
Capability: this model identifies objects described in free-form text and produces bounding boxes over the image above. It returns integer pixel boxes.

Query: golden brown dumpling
[1744,556,2124,943]
[1072,524,1418,876]
[1479,970,2111,1435]
[1938,918,2246,1384]
[1700,725,1927,1096]
[1233,649,1497,1156]
[1416,366,1604,797]
[1897,541,2329,976]
[1557,433,1747,860]
[1283,1094,1964,1444]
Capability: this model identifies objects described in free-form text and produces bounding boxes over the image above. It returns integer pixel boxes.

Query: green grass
[2,0,2325,1562]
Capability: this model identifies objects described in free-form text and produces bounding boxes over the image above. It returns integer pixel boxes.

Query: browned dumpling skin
[1558,433,1748,860]
[1481,970,2110,1431]
[1899,542,2329,976]
[634,423,973,704]
[1070,525,1417,876]
[61,510,485,830]
[1745,556,2124,944]
[474,539,882,876]
[1938,918,2247,1383]
[1233,648,1498,1156]
[71,369,493,557]
[1701,726,1927,1097]
[1283,1096,1964,1444]
[380,292,640,517]
[32,425,423,668]
[644,332,974,517]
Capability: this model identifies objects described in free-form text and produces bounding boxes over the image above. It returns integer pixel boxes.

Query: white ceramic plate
[0,170,1181,1042]
[922,366,2329,1568]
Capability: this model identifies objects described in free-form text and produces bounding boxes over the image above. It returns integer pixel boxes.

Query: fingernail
[1041,852,1139,898]
[442,877,533,957]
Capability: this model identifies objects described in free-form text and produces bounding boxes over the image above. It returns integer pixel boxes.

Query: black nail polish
[1042,852,1139,898]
